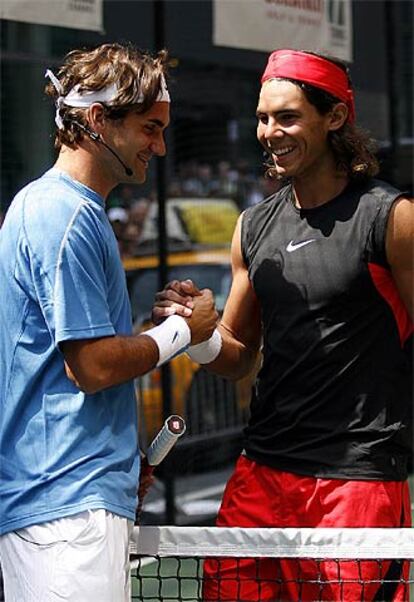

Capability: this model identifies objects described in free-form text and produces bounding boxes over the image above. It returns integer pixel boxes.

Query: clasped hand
[153,279,218,345]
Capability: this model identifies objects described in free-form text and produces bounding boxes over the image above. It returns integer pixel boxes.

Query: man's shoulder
[22,169,85,206]
[243,184,290,221]
[357,177,404,205]
[5,170,107,266]
[22,170,104,237]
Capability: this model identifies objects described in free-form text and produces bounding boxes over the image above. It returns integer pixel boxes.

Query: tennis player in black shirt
[153,49,413,601]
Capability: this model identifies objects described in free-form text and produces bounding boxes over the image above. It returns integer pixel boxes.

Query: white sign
[1,0,103,32]
[213,0,353,62]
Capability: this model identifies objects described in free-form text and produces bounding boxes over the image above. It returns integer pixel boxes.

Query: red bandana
[261,49,355,123]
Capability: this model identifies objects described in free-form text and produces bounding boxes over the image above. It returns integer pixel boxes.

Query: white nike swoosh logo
[286,239,316,252]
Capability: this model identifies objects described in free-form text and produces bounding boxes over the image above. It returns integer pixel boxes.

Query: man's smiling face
[256,79,334,182]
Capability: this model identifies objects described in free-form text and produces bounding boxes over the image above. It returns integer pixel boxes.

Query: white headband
[45,69,170,130]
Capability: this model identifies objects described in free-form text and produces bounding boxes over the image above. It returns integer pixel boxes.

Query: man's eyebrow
[147,118,167,128]
[255,108,299,117]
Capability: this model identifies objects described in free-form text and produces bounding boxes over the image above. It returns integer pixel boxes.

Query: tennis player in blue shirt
[0,42,218,602]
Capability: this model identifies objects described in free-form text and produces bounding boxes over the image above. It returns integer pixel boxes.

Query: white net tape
[130,526,414,560]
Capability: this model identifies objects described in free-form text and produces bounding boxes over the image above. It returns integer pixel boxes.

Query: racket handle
[146,415,186,466]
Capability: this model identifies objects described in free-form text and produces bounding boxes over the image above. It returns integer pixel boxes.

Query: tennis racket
[146,414,186,466]
[136,415,186,521]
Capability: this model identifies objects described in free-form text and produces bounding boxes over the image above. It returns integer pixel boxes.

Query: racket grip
[136,457,155,522]
[146,415,186,466]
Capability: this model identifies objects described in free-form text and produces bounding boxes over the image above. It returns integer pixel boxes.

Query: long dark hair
[264,53,379,181]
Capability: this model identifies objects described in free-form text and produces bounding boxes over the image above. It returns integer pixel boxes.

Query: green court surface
[131,557,202,601]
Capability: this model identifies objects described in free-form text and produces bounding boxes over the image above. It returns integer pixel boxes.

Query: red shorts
[203,455,411,601]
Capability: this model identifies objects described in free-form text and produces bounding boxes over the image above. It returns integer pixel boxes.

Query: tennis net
[130,526,414,601]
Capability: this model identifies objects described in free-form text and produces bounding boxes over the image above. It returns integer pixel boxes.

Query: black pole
[154,0,168,292]
[153,0,176,525]
[384,0,399,185]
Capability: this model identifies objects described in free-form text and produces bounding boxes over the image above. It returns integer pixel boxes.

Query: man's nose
[265,121,284,141]
[150,133,166,157]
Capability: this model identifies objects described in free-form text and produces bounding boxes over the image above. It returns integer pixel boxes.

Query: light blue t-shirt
[0,168,139,535]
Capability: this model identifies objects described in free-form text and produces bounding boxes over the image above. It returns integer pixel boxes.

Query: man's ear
[87,103,106,134]
[328,102,348,131]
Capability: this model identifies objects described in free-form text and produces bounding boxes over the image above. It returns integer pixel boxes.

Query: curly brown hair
[45,43,169,150]
[263,52,379,181]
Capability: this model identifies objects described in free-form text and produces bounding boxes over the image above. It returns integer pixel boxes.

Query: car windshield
[129,264,231,327]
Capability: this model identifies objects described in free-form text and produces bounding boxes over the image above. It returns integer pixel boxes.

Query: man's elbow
[206,349,260,382]
[64,362,108,394]
[77,379,102,395]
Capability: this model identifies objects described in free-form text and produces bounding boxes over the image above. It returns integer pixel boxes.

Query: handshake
[144,278,222,367]
[152,278,218,345]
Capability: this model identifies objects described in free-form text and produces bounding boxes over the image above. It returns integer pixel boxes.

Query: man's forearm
[63,333,160,394]
[63,291,218,394]
[203,325,260,381]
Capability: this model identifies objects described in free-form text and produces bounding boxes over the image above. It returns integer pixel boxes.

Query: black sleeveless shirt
[241,179,413,480]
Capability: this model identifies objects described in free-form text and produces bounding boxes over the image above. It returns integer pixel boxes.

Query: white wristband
[145,315,191,367]
[186,328,222,364]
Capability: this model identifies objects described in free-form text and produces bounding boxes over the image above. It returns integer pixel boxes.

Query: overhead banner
[0,0,103,32]
[213,0,353,62]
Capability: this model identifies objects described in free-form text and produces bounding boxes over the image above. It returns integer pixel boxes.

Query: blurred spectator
[178,160,200,196]
[123,222,143,257]
[173,158,272,205]
[167,178,183,197]
[107,206,129,255]
[196,164,215,196]
[233,159,257,210]
[107,159,282,252]
[125,199,151,255]
[108,183,141,210]
[129,198,151,231]
[108,206,129,228]
[212,161,238,197]
[119,185,141,209]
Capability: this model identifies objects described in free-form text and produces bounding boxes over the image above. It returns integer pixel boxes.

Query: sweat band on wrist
[186,328,222,364]
[145,315,191,367]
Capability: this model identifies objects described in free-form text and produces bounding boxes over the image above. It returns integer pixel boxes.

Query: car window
[129,264,231,327]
